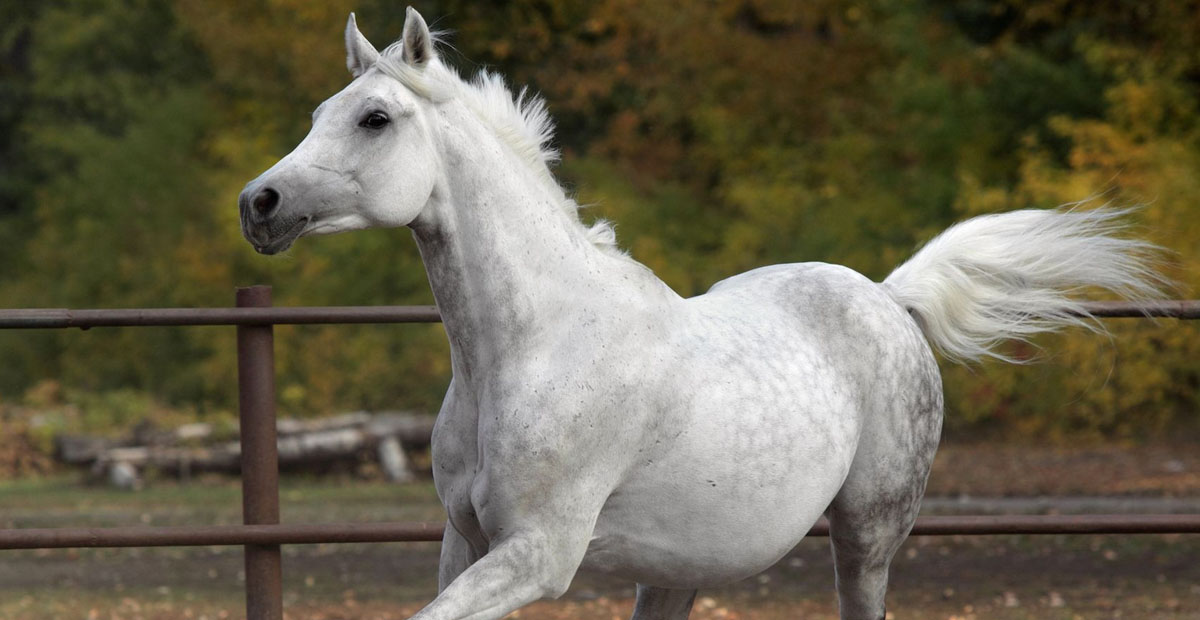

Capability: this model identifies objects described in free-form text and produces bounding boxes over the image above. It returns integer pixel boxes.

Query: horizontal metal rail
[0,300,1196,329]
[2,514,1199,551]
[0,522,446,549]
[0,305,441,329]
[1073,299,1200,318]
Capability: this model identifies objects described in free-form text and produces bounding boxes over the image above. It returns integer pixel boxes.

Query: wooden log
[377,436,414,483]
[276,428,366,463]
[107,461,141,490]
[63,412,437,483]
[174,423,213,442]
[55,435,124,464]
[276,412,371,436]
[364,412,436,447]
[100,444,240,472]
[96,428,380,472]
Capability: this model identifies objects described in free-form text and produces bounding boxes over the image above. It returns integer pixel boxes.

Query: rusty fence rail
[0,290,1197,619]
[1,514,1199,551]
[0,300,1196,329]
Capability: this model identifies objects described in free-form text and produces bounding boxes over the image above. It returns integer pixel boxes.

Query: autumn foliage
[0,1,1196,440]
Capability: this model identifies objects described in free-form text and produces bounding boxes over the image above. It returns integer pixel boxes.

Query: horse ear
[345,12,380,78]
[401,6,435,68]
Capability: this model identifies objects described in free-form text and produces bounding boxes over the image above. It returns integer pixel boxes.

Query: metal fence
[0,286,1197,619]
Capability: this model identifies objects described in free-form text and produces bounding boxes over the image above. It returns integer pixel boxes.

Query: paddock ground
[1,441,1197,619]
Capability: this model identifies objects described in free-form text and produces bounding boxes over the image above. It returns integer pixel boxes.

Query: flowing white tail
[883,207,1170,363]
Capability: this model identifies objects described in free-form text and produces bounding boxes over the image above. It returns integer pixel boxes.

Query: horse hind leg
[826,491,919,620]
[630,584,697,620]
[827,388,941,619]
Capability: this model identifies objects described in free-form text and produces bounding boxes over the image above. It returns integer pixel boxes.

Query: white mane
[374,47,621,254]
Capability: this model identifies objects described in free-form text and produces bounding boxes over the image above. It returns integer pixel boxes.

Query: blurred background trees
[1,0,1196,441]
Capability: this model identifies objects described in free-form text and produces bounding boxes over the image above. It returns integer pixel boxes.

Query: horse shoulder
[466,326,659,521]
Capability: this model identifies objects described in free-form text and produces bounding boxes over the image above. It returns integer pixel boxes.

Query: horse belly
[582,396,859,588]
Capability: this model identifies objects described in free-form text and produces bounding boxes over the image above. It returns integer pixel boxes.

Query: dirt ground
[0,441,1198,619]
[1,533,1195,619]
[926,441,1200,497]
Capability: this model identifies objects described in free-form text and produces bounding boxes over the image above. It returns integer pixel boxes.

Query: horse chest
[432,374,633,544]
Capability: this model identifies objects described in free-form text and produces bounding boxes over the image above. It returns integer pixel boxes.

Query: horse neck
[410,104,662,382]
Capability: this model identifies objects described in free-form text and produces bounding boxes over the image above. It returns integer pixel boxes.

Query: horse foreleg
[411,529,589,620]
[631,584,696,620]
[438,522,482,593]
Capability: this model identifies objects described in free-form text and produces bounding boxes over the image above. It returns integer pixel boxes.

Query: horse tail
[881,206,1171,364]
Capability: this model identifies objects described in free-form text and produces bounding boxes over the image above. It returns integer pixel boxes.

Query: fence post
[236,286,283,619]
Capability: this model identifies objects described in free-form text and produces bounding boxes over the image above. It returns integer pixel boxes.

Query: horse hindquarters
[826,317,943,620]
[824,207,1165,619]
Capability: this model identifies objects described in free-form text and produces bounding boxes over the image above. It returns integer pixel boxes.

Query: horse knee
[491,532,582,599]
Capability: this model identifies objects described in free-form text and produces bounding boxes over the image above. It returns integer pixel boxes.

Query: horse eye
[359,111,390,129]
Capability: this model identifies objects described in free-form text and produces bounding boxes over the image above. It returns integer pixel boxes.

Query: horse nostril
[252,188,281,217]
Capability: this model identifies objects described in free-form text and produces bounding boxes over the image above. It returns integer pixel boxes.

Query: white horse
[239,9,1166,619]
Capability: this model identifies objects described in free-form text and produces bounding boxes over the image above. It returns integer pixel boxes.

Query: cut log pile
[54,411,435,489]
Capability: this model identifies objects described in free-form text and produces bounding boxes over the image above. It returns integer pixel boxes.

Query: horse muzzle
[238,184,309,255]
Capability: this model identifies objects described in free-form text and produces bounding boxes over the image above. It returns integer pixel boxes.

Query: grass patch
[0,475,445,529]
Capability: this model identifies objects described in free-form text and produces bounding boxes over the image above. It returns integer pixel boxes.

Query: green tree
[0,0,1195,439]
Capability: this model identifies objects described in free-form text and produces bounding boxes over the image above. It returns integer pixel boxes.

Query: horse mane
[374,45,622,255]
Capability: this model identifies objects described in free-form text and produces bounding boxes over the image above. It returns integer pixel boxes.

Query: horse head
[238,8,441,254]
